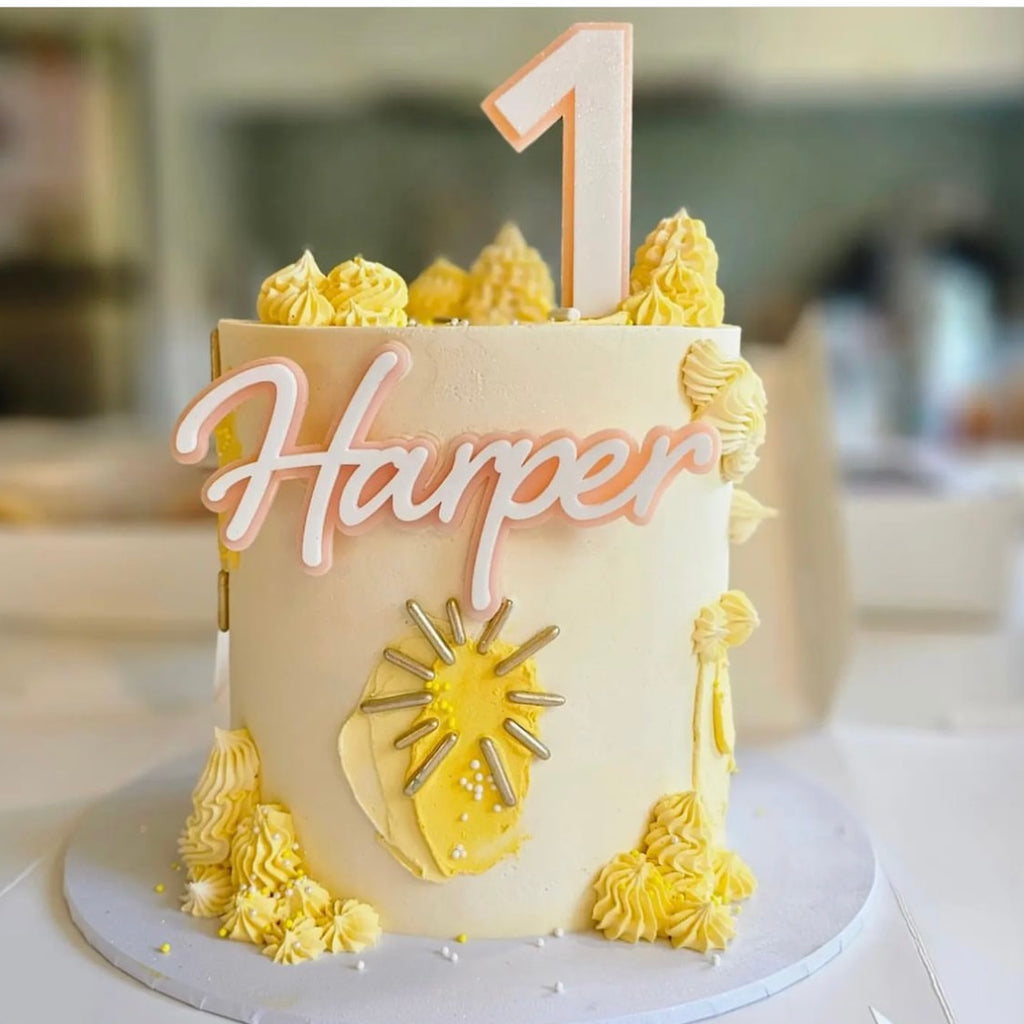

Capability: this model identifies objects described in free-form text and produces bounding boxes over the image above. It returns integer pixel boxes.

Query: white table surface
[1,626,1021,1024]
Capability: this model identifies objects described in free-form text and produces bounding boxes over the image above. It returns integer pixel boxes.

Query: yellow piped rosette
[621,210,725,327]
[323,256,409,327]
[407,257,469,323]
[177,726,380,964]
[462,223,555,324]
[256,249,334,327]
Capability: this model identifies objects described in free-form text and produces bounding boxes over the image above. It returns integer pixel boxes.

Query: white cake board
[64,754,876,1024]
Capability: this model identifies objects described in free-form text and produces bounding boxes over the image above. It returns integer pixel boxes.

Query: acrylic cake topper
[482,23,632,317]
[172,343,720,616]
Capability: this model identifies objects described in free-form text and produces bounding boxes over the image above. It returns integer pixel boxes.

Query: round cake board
[64,753,876,1024]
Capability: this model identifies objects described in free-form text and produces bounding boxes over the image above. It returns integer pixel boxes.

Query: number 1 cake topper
[481,23,633,318]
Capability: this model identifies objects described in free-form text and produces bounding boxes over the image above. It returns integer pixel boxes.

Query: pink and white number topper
[172,343,721,616]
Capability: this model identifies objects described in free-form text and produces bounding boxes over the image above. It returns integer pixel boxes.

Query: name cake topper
[173,343,721,615]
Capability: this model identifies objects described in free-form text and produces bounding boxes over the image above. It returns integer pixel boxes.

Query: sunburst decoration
[356,597,564,876]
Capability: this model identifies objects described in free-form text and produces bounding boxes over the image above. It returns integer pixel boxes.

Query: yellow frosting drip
[462,223,555,324]
[320,899,382,953]
[262,915,326,964]
[592,850,675,943]
[624,211,724,327]
[680,339,767,484]
[407,257,469,323]
[323,256,409,327]
[713,849,758,902]
[256,250,334,327]
[178,727,260,869]
[666,898,736,952]
[729,488,778,545]
[181,864,234,918]
[230,803,303,892]
[221,887,281,944]
[281,876,331,920]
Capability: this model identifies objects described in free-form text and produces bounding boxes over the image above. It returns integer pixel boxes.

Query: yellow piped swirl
[713,849,758,902]
[257,250,334,327]
[622,211,725,327]
[641,791,714,877]
[221,887,281,944]
[323,256,409,327]
[729,488,778,544]
[666,898,736,952]
[320,899,382,953]
[178,727,260,869]
[407,257,468,323]
[681,339,767,483]
[262,915,326,964]
[462,223,555,324]
[592,850,676,942]
[230,804,303,892]
[180,864,234,918]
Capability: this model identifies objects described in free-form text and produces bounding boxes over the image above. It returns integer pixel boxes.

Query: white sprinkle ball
[535,937,545,948]
[470,760,481,770]
[474,791,483,801]
[710,953,722,967]
[355,960,366,972]
[450,952,459,964]
[459,812,469,822]
[460,777,468,786]
[554,981,565,994]
[553,927,565,938]
[493,804,502,813]
[273,832,282,841]
[441,945,451,958]
[474,772,484,782]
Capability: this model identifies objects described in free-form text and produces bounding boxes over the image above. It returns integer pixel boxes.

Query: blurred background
[2,7,1024,731]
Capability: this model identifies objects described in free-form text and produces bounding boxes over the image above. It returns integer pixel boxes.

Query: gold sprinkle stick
[404,731,458,795]
[477,599,513,655]
[383,648,435,681]
[506,690,566,707]
[480,737,517,806]
[217,570,230,632]
[406,600,456,665]
[494,626,560,676]
[503,718,551,760]
[394,718,440,750]
[360,691,433,714]
[446,598,466,646]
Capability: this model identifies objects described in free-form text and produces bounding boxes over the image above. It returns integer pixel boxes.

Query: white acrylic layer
[64,754,876,1024]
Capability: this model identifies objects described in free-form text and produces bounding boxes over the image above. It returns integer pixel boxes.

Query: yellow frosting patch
[257,250,334,327]
[407,257,469,323]
[462,223,555,324]
[592,850,675,943]
[729,488,778,545]
[179,727,260,869]
[221,887,281,944]
[181,864,233,918]
[623,211,725,327]
[263,915,326,965]
[680,339,767,484]
[666,898,736,952]
[323,256,409,327]
[320,899,381,953]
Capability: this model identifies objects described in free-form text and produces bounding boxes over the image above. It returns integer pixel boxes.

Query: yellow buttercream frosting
[462,223,555,324]
[680,339,767,484]
[323,256,409,327]
[230,803,303,892]
[642,792,714,877]
[592,850,675,943]
[666,898,736,952]
[181,864,234,918]
[623,210,725,327]
[221,887,281,944]
[719,590,759,648]
[320,899,382,953]
[179,727,260,869]
[713,849,757,902]
[407,257,468,323]
[256,250,334,327]
[281,876,332,920]
[263,915,326,964]
[729,489,778,545]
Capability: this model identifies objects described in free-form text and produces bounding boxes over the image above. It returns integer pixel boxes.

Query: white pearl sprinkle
[355,960,366,972]
[273,833,281,841]
[553,927,565,938]
[474,772,484,782]
[284,887,294,896]
[535,937,545,948]
[459,812,469,822]
[441,945,451,958]
[283,859,293,869]
[474,791,483,801]
[493,804,502,813]
[710,953,722,967]
[470,760,481,770]
[554,981,565,994]
[460,777,468,786]
[450,952,459,964]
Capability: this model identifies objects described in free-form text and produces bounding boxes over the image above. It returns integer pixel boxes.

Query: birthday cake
[169,25,771,967]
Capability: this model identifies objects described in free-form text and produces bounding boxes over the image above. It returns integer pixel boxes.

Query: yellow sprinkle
[158,943,171,954]
[154,883,165,894]
[455,933,468,944]
[171,862,180,871]
[425,681,438,692]
[218,928,228,938]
